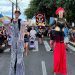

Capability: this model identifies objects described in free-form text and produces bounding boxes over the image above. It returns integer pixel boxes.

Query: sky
[0,0,31,20]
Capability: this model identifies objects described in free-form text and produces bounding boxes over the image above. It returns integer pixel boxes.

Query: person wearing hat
[9,10,25,75]
[53,7,67,75]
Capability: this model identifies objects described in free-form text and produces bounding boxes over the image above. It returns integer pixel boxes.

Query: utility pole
[12,2,14,19]
[16,0,18,10]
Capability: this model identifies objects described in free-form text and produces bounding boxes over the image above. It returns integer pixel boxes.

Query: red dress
[54,31,67,75]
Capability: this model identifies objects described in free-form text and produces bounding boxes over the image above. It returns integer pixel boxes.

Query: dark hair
[15,10,21,15]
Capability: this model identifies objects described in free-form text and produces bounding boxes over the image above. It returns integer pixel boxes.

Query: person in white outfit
[30,27,37,39]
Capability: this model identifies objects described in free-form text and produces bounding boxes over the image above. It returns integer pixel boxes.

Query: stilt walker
[8,10,25,75]
[53,7,67,75]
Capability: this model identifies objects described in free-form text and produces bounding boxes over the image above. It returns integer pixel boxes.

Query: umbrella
[0,16,11,30]
[1,16,11,25]
[1,16,11,20]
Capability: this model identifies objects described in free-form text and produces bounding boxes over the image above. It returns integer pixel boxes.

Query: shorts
[38,34,43,38]
[24,38,29,43]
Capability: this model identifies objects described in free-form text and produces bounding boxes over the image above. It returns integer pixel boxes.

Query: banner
[36,13,45,26]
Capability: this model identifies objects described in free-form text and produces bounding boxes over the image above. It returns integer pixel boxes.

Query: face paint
[59,11,64,18]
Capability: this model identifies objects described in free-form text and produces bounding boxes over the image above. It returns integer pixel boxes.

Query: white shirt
[30,30,36,37]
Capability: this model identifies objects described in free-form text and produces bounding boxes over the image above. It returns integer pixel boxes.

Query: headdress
[55,7,65,15]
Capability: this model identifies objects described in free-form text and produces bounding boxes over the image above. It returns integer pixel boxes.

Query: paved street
[0,39,75,75]
[0,0,75,75]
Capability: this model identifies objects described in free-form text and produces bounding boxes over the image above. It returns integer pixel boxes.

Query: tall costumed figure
[54,7,67,75]
[8,10,25,75]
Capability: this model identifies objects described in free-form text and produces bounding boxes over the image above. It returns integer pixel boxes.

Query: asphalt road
[0,39,75,75]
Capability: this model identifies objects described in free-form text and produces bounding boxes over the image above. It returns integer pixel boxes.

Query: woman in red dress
[54,7,67,75]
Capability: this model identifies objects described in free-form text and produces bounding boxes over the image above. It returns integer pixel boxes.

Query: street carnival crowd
[0,7,75,75]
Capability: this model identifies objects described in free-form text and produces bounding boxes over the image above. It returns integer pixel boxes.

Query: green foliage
[24,0,75,22]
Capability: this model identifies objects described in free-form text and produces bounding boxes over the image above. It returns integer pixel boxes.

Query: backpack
[11,19,21,31]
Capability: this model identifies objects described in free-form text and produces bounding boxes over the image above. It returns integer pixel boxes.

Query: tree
[24,0,75,23]
[64,0,75,22]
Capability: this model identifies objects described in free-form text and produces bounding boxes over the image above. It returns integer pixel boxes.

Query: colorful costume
[8,20,25,75]
[54,18,67,75]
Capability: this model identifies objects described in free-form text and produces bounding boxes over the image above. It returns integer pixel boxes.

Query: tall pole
[16,0,18,10]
